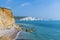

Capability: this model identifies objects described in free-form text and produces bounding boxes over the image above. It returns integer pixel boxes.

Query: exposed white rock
[20,17,40,21]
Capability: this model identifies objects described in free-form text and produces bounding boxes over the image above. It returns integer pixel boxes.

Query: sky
[0,0,60,20]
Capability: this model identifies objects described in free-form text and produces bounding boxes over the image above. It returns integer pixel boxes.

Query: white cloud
[6,0,12,4]
[20,3,30,7]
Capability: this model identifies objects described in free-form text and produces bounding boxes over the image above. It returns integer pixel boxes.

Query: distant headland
[14,16,40,21]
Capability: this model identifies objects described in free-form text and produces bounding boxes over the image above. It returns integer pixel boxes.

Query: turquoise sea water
[16,20,60,40]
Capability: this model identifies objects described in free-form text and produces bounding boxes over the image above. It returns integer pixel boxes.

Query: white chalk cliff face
[0,8,21,40]
[20,17,40,21]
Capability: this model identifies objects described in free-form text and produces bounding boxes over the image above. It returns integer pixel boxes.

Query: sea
[16,20,60,40]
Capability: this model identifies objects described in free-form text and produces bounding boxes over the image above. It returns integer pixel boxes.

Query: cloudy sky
[0,0,60,20]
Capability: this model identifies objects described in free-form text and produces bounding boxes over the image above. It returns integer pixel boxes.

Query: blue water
[16,20,60,40]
